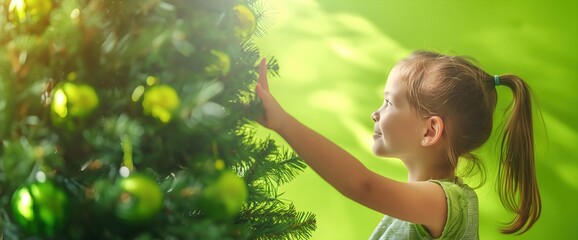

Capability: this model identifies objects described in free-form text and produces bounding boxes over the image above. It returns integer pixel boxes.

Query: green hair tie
[494,75,501,86]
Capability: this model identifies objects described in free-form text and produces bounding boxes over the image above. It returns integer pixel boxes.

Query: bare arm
[254,59,447,235]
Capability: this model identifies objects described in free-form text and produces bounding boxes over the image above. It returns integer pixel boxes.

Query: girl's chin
[371,145,387,157]
[372,145,397,158]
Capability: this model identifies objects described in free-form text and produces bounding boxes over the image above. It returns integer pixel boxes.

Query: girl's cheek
[388,115,416,144]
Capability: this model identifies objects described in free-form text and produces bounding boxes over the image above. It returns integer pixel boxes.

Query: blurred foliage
[0,0,316,239]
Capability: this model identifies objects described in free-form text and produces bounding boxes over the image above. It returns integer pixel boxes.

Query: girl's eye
[384,99,392,107]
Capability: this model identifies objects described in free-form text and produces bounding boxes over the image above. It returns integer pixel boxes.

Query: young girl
[254,51,541,239]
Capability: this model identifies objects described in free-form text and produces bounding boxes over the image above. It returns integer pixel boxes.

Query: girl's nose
[371,111,379,122]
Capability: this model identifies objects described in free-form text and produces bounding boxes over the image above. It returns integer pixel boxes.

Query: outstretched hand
[255,58,289,132]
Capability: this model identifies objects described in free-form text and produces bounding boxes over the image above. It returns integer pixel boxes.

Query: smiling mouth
[373,132,382,138]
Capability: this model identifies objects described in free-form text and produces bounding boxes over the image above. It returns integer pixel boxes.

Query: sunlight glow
[308,90,353,114]
[16,189,34,220]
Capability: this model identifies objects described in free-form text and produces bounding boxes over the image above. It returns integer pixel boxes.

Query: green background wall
[255,0,578,239]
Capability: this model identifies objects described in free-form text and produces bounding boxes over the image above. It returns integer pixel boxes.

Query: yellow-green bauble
[50,82,99,125]
[115,174,163,224]
[142,85,180,123]
[232,4,256,41]
[201,171,248,220]
[7,0,53,25]
[11,181,68,237]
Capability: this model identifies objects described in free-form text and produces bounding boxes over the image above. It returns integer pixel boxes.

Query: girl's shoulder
[428,178,477,198]
[424,178,479,239]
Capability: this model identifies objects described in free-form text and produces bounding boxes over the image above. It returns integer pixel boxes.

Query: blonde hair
[395,50,541,234]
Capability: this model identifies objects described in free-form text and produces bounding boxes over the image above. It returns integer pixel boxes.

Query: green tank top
[369,178,479,240]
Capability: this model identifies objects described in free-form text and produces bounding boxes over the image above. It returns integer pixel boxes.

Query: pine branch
[249,0,278,39]
[234,125,306,189]
[241,201,316,240]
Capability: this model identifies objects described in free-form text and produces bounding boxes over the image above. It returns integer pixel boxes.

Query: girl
[254,51,541,239]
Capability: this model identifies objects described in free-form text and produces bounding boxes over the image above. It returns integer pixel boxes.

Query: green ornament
[115,173,163,224]
[201,170,248,220]
[7,0,53,25]
[232,4,256,41]
[50,81,99,126]
[11,181,68,237]
[142,85,180,123]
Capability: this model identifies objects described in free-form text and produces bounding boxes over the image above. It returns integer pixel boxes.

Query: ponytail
[397,51,542,234]
[496,74,541,234]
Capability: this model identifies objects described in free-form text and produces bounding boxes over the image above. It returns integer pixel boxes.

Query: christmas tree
[0,0,315,239]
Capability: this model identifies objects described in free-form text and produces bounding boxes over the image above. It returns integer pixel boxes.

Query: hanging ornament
[200,170,248,220]
[142,85,180,123]
[50,81,99,126]
[115,173,163,224]
[11,180,68,237]
[205,49,231,78]
[232,4,256,41]
[7,0,53,26]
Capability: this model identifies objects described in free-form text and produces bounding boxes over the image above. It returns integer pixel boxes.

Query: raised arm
[255,59,375,200]
[254,59,448,236]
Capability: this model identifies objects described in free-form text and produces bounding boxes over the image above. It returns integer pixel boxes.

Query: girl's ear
[421,116,444,146]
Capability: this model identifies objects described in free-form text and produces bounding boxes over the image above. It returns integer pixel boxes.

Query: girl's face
[371,67,423,158]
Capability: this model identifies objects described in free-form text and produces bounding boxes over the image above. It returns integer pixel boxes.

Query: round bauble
[201,171,248,220]
[51,82,99,126]
[142,85,180,123]
[232,4,256,41]
[11,181,68,237]
[7,0,53,25]
[115,173,163,224]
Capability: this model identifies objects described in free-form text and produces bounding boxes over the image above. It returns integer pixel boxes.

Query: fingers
[258,58,269,91]
[255,82,265,99]
[254,81,271,126]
